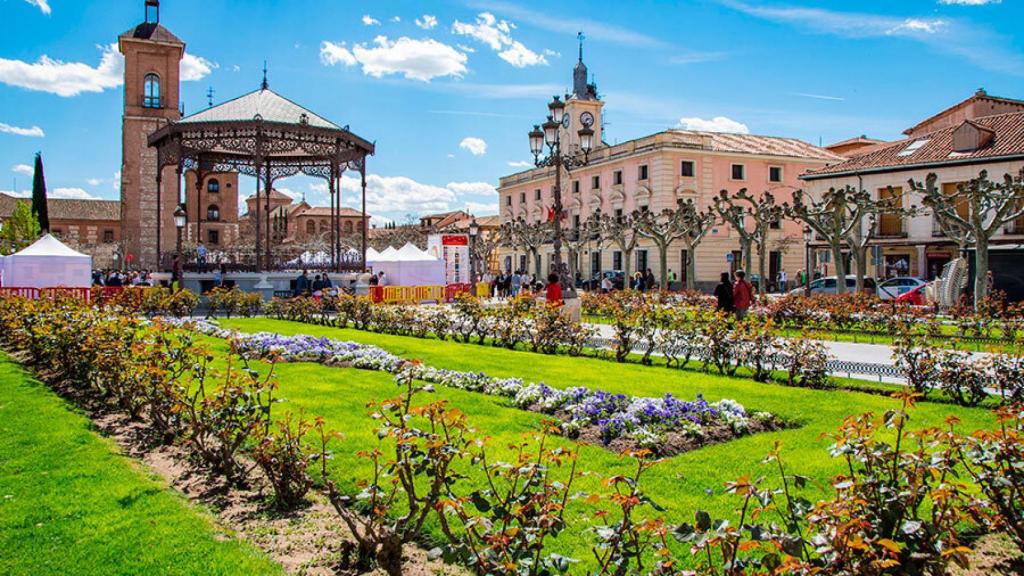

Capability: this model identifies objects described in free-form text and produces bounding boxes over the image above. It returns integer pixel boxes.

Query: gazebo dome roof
[177,87,342,130]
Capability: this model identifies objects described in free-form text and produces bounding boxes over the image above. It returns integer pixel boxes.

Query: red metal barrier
[444,283,472,302]
[368,286,384,303]
[0,287,39,299]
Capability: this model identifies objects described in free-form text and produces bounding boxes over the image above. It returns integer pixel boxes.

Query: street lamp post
[173,204,187,261]
[468,218,480,288]
[802,225,812,297]
[530,95,594,303]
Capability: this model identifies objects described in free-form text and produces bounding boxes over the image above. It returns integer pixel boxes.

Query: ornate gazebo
[148,78,375,271]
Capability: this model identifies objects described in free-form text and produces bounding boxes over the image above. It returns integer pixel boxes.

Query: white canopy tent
[371,243,445,286]
[0,234,92,289]
[365,247,382,264]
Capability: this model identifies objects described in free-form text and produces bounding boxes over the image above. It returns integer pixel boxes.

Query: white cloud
[464,201,499,214]
[0,43,121,97]
[543,48,560,57]
[887,18,946,34]
[181,53,217,82]
[447,153,455,158]
[468,1,668,49]
[459,137,488,156]
[86,178,102,186]
[391,16,401,23]
[507,160,532,168]
[320,37,467,82]
[362,14,380,26]
[339,174,498,217]
[0,122,44,137]
[112,171,121,191]
[12,164,33,176]
[275,188,301,200]
[415,15,438,30]
[446,181,496,196]
[678,116,750,134]
[24,0,51,15]
[3,187,100,201]
[452,12,548,68]
[456,44,477,53]
[939,0,1000,4]
[0,43,213,97]
[722,1,1024,76]
[791,92,845,101]
[232,64,241,73]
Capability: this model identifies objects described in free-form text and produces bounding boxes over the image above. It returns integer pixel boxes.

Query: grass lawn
[0,353,281,576]
[215,317,998,565]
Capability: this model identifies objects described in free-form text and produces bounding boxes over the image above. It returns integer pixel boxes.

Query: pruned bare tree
[714,189,784,291]
[369,225,427,251]
[841,186,917,293]
[471,231,501,274]
[910,170,1024,305]
[785,186,869,294]
[599,211,640,281]
[634,199,716,290]
[500,218,550,277]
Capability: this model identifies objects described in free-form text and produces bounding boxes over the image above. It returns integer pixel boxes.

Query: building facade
[496,57,841,289]
[0,193,122,268]
[801,92,1024,280]
[239,190,368,246]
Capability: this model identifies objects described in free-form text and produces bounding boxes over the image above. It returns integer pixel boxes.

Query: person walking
[196,241,208,272]
[778,269,787,293]
[632,271,645,291]
[294,269,310,297]
[511,270,522,297]
[645,269,656,292]
[714,272,734,313]
[732,270,753,320]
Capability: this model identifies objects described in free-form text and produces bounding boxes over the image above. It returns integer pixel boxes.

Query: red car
[895,283,927,306]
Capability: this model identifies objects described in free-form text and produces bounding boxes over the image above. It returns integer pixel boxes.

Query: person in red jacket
[545,273,564,308]
[732,270,753,320]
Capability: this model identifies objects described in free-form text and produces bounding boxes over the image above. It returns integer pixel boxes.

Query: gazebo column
[155,169,162,270]
[265,161,272,270]
[194,165,204,252]
[360,160,368,272]
[329,164,337,271]
[254,158,262,271]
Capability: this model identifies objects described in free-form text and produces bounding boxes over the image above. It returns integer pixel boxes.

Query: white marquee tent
[0,234,92,289]
[370,243,445,286]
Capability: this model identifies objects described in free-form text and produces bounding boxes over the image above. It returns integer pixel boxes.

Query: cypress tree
[31,152,49,233]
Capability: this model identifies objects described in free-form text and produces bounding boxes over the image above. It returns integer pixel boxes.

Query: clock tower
[118,0,183,269]
[561,33,604,152]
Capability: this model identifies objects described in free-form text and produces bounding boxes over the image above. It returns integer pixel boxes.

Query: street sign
[726,252,734,263]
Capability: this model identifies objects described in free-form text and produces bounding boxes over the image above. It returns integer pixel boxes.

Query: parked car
[877,276,927,300]
[788,275,878,296]
[895,283,928,306]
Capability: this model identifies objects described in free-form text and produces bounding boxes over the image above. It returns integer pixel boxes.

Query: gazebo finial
[261,60,269,91]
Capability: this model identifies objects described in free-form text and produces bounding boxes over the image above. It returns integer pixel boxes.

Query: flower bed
[185,319,787,456]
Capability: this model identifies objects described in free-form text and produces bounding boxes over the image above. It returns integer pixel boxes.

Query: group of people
[92,269,153,287]
[630,269,661,292]
[713,270,756,319]
[293,270,336,297]
[484,270,544,299]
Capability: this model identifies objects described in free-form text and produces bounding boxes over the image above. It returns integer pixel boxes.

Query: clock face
[561,114,570,128]
[580,111,595,127]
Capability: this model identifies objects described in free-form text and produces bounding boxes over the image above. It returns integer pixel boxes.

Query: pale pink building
[497,56,842,289]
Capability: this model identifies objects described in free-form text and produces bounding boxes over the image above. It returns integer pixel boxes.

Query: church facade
[118,0,239,269]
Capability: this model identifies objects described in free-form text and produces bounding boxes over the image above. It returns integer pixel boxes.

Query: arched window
[344,221,353,233]
[206,205,220,222]
[319,221,328,233]
[305,221,315,234]
[207,178,220,193]
[143,73,161,108]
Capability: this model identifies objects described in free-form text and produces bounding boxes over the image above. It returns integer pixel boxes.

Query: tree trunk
[974,235,989,307]
[686,246,697,291]
[831,241,847,294]
[533,250,542,278]
[756,243,767,295]
[623,247,633,288]
[657,242,669,290]
[377,537,404,576]
[852,245,867,294]
[740,237,752,273]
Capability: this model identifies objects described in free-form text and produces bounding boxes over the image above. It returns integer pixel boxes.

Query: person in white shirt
[778,270,788,293]
[600,275,613,293]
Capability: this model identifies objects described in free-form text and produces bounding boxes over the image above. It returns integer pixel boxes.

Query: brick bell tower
[118,0,183,269]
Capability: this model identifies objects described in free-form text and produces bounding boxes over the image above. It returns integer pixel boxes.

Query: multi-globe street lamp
[529,95,594,300]
[173,204,187,259]
[468,218,480,287]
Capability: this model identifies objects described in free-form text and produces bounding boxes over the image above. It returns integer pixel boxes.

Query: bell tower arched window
[143,73,161,108]
[207,178,220,193]
[206,205,220,222]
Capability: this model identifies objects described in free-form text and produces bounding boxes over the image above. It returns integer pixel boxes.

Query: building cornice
[800,153,1024,181]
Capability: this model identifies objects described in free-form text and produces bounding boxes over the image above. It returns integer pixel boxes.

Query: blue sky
[1,0,1022,223]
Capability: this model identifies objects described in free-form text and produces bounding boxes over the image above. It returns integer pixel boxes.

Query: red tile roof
[802,111,1024,180]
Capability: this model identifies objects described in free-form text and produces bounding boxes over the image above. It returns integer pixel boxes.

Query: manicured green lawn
[216,317,998,564]
[0,354,281,576]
